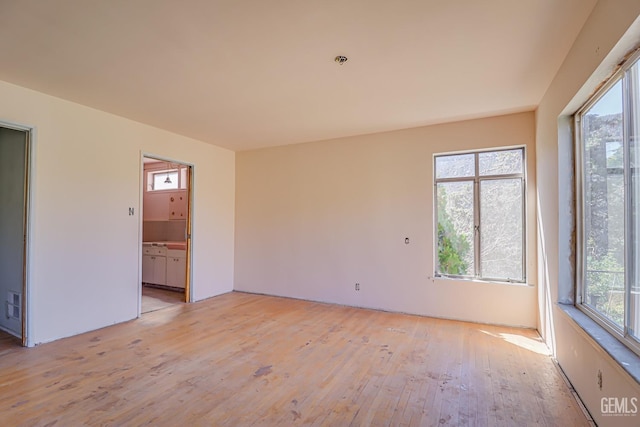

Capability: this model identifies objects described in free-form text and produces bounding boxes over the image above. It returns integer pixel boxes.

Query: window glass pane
[436,181,474,276]
[152,170,179,191]
[479,149,523,176]
[480,179,523,281]
[582,79,625,328]
[629,61,640,340]
[435,154,475,179]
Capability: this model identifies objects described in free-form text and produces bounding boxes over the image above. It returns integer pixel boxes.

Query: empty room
[1,1,640,426]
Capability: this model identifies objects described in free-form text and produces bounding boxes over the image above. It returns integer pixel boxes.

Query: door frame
[139,153,194,315]
[0,120,33,347]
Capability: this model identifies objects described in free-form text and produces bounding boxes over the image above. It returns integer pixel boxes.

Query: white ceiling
[0,0,597,151]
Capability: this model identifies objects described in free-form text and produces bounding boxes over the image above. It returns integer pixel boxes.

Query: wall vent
[6,291,21,320]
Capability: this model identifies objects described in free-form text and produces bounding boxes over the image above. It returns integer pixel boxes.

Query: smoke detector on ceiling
[334,55,348,65]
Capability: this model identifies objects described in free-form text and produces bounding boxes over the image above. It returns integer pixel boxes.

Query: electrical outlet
[597,370,603,390]
[355,283,360,291]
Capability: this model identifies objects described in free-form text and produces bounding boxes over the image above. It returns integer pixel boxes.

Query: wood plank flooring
[141,285,184,313]
[0,292,587,426]
[0,330,20,356]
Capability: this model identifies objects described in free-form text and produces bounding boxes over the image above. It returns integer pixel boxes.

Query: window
[434,148,526,283]
[576,49,640,355]
[146,167,188,191]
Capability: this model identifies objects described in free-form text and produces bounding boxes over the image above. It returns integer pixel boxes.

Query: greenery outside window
[434,148,526,283]
[575,49,640,355]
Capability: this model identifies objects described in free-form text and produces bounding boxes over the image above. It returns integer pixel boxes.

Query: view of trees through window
[435,148,525,282]
[579,56,640,346]
[581,79,626,327]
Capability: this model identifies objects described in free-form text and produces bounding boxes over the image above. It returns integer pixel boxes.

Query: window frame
[433,147,527,284]
[146,166,188,192]
[574,48,640,357]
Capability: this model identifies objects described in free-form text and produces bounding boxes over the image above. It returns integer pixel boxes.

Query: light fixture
[164,172,172,184]
[334,55,348,65]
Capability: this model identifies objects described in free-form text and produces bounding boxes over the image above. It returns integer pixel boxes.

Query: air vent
[6,291,21,320]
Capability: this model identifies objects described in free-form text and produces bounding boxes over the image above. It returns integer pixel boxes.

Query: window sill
[433,275,534,287]
[557,303,640,385]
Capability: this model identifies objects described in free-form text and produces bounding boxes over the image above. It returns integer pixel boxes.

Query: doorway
[140,156,192,314]
[0,124,30,346]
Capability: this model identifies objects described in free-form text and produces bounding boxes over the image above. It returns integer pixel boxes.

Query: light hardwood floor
[0,330,20,356]
[0,292,588,426]
[141,285,184,313]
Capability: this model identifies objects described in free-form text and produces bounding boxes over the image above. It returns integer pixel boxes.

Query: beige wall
[536,1,640,425]
[236,112,537,327]
[4,1,639,420]
[0,79,235,345]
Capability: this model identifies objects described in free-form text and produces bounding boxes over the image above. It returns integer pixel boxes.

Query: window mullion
[474,153,481,278]
[575,115,585,305]
[521,176,526,283]
[623,68,632,337]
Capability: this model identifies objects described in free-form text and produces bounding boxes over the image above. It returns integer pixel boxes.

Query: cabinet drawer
[143,246,167,256]
[167,249,186,258]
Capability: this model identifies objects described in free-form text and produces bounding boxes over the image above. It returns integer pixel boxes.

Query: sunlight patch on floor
[479,329,551,355]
